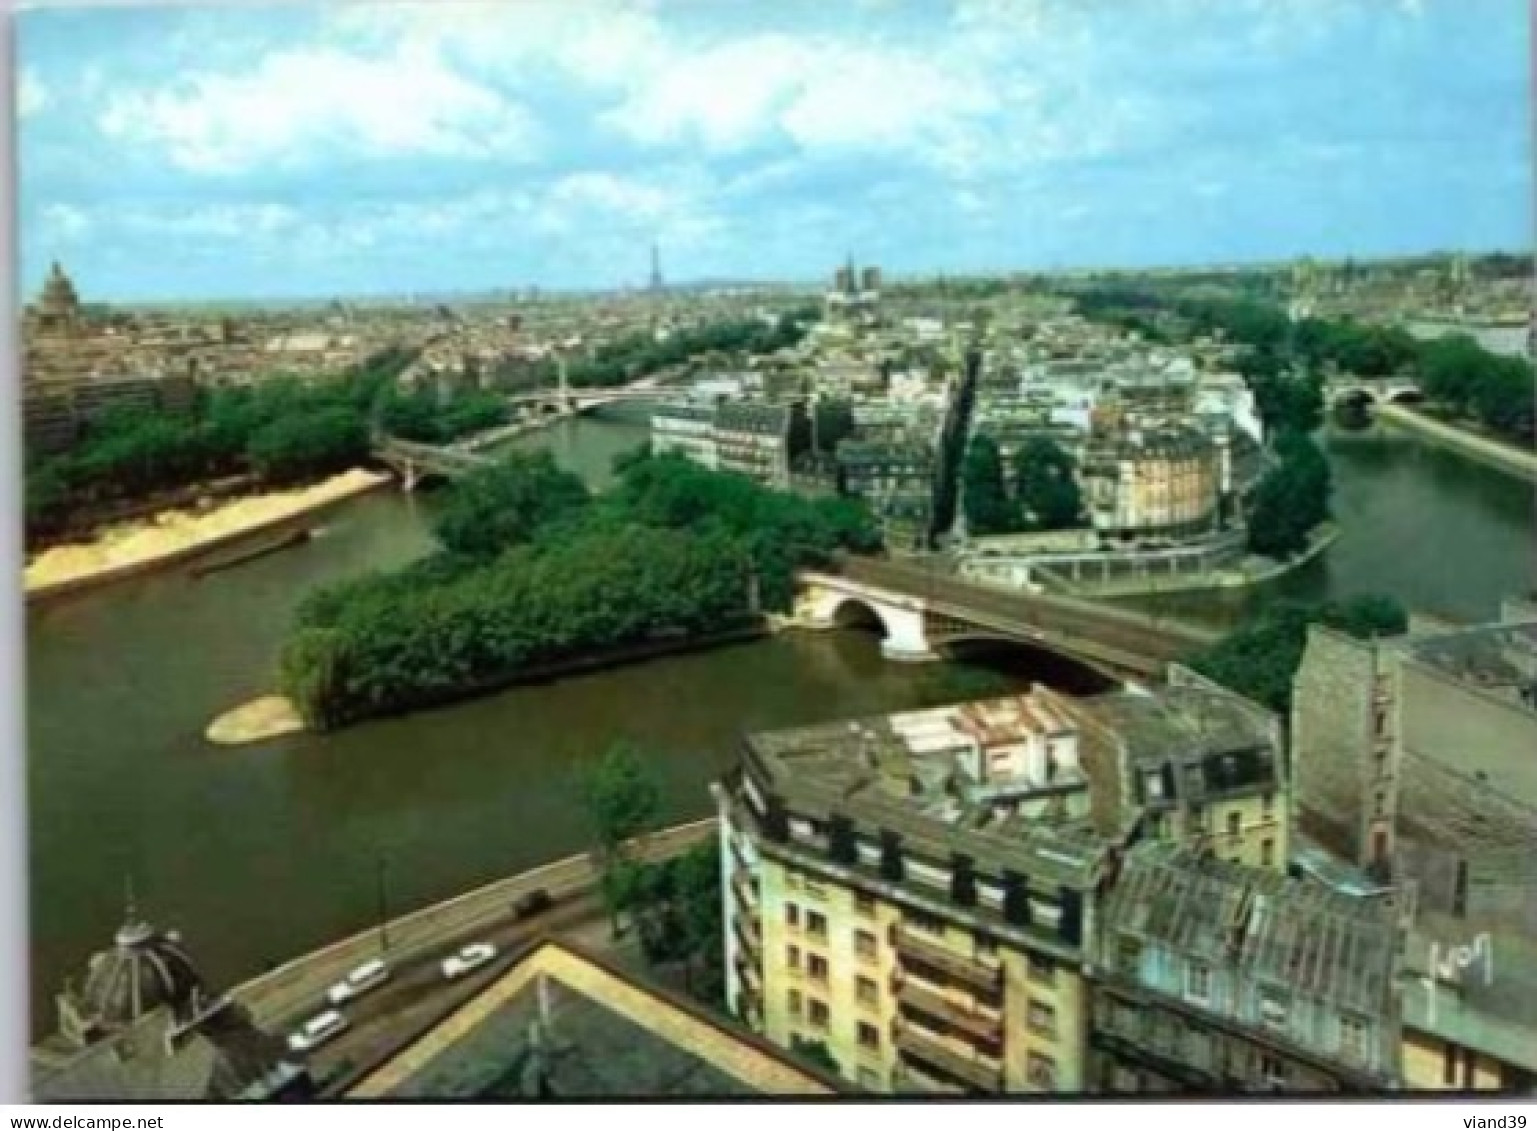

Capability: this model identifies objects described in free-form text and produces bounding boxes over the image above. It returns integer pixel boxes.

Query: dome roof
[73,913,207,1031]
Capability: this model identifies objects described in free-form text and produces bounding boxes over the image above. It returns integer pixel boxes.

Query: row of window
[787,992,884,1051]
[768,805,1081,944]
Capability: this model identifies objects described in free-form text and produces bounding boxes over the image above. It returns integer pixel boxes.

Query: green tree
[25,460,73,540]
[246,406,369,483]
[790,1037,840,1078]
[961,434,1016,535]
[1246,431,1330,558]
[581,741,663,938]
[1013,436,1084,531]
[812,398,856,456]
[1187,595,1407,713]
[581,740,663,859]
[433,452,590,559]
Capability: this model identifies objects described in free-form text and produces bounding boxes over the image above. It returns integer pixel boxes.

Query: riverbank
[24,467,393,604]
[1375,403,1537,482]
[209,618,773,746]
[1019,524,1339,600]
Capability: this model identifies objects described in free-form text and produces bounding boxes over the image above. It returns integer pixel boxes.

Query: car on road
[325,957,391,1006]
[287,1009,348,1054]
[513,888,554,919]
[441,942,498,980]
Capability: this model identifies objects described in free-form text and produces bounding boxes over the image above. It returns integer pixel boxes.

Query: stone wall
[1396,662,1537,931]
[1291,627,1378,861]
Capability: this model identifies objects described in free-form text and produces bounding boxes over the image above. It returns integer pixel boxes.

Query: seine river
[24,412,1534,1032]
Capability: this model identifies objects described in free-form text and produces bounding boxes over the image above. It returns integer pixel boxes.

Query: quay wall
[231,818,716,1025]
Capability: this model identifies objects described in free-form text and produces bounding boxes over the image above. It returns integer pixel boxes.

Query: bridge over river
[797,555,1221,680]
[373,377,690,489]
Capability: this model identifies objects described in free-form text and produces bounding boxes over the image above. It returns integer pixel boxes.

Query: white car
[441,942,498,980]
[287,1010,348,1053]
[326,957,391,1006]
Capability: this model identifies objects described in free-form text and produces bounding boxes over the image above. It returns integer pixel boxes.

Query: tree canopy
[961,435,1015,536]
[278,450,882,729]
[1187,595,1408,713]
[581,740,663,859]
[432,452,590,559]
[1245,431,1331,558]
[1013,436,1084,532]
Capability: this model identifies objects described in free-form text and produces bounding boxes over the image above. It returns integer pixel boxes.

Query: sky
[14,0,1532,302]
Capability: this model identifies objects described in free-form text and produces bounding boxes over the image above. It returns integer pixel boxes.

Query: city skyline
[17,0,1532,302]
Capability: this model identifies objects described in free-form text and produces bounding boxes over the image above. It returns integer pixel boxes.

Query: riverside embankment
[232,817,716,1029]
[25,467,392,604]
[1374,403,1537,482]
[27,412,1535,1036]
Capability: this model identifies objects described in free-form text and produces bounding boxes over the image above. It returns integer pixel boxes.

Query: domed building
[26,261,84,338]
[31,899,309,1101]
[54,908,210,1047]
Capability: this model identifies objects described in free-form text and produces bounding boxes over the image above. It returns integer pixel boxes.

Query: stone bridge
[373,436,493,490]
[506,385,679,416]
[795,556,1221,680]
[1326,377,1424,407]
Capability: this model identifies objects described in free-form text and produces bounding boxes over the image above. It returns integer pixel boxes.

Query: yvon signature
[1421,932,1493,1026]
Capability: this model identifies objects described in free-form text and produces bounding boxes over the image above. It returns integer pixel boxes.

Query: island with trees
[279,450,882,731]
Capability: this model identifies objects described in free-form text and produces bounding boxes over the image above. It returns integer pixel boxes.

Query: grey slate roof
[1103,844,1400,1019]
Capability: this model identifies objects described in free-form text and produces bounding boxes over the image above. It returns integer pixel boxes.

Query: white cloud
[530,169,726,252]
[18,70,48,118]
[604,31,1005,167]
[120,203,303,239]
[331,0,669,91]
[39,203,90,242]
[97,43,540,174]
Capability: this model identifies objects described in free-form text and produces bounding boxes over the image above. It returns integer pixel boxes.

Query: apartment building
[648,399,806,489]
[715,692,1111,1095]
[1079,424,1221,544]
[1065,669,1288,871]
[835,439,937,552]
[716,401,800,490]
[1091,843,1403,1093]
[651,402,719,470]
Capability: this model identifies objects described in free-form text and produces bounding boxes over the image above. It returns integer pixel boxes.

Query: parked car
[287,1010,348,1053]
[513,888,554,920]
[441,942,498,980]
[325,957,391,1006]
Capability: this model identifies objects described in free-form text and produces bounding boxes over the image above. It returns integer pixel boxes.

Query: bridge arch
[1332,387,1379,407]
[827,596,891,637]
[928,633,1120,694]
[801,586,938,662]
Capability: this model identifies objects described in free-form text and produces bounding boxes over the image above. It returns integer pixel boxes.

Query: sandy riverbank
[206,695,307,746]
[25,467,392,602]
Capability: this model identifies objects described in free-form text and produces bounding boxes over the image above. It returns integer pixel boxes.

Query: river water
[24,411,1534,1032]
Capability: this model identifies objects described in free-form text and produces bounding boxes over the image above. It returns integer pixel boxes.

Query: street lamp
[376,854,391,955]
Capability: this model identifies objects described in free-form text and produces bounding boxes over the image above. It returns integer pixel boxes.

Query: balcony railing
[896,1061,968,1096]
[732,907,762,956]
[734,951,763,994]
[896,978,1003,1045]
[731,867,759,911]
[894,926,1003,994]
[894,1017,1003,1093]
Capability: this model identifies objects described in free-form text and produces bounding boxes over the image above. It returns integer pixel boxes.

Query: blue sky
[15,0,1531,302]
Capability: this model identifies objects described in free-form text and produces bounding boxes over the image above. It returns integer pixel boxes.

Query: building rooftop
[745,692,1104,889]
[1070,685,1275,772]
[1398,619,1537,715]
[1103,843,1401,1020]
[346,940,837,1098]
